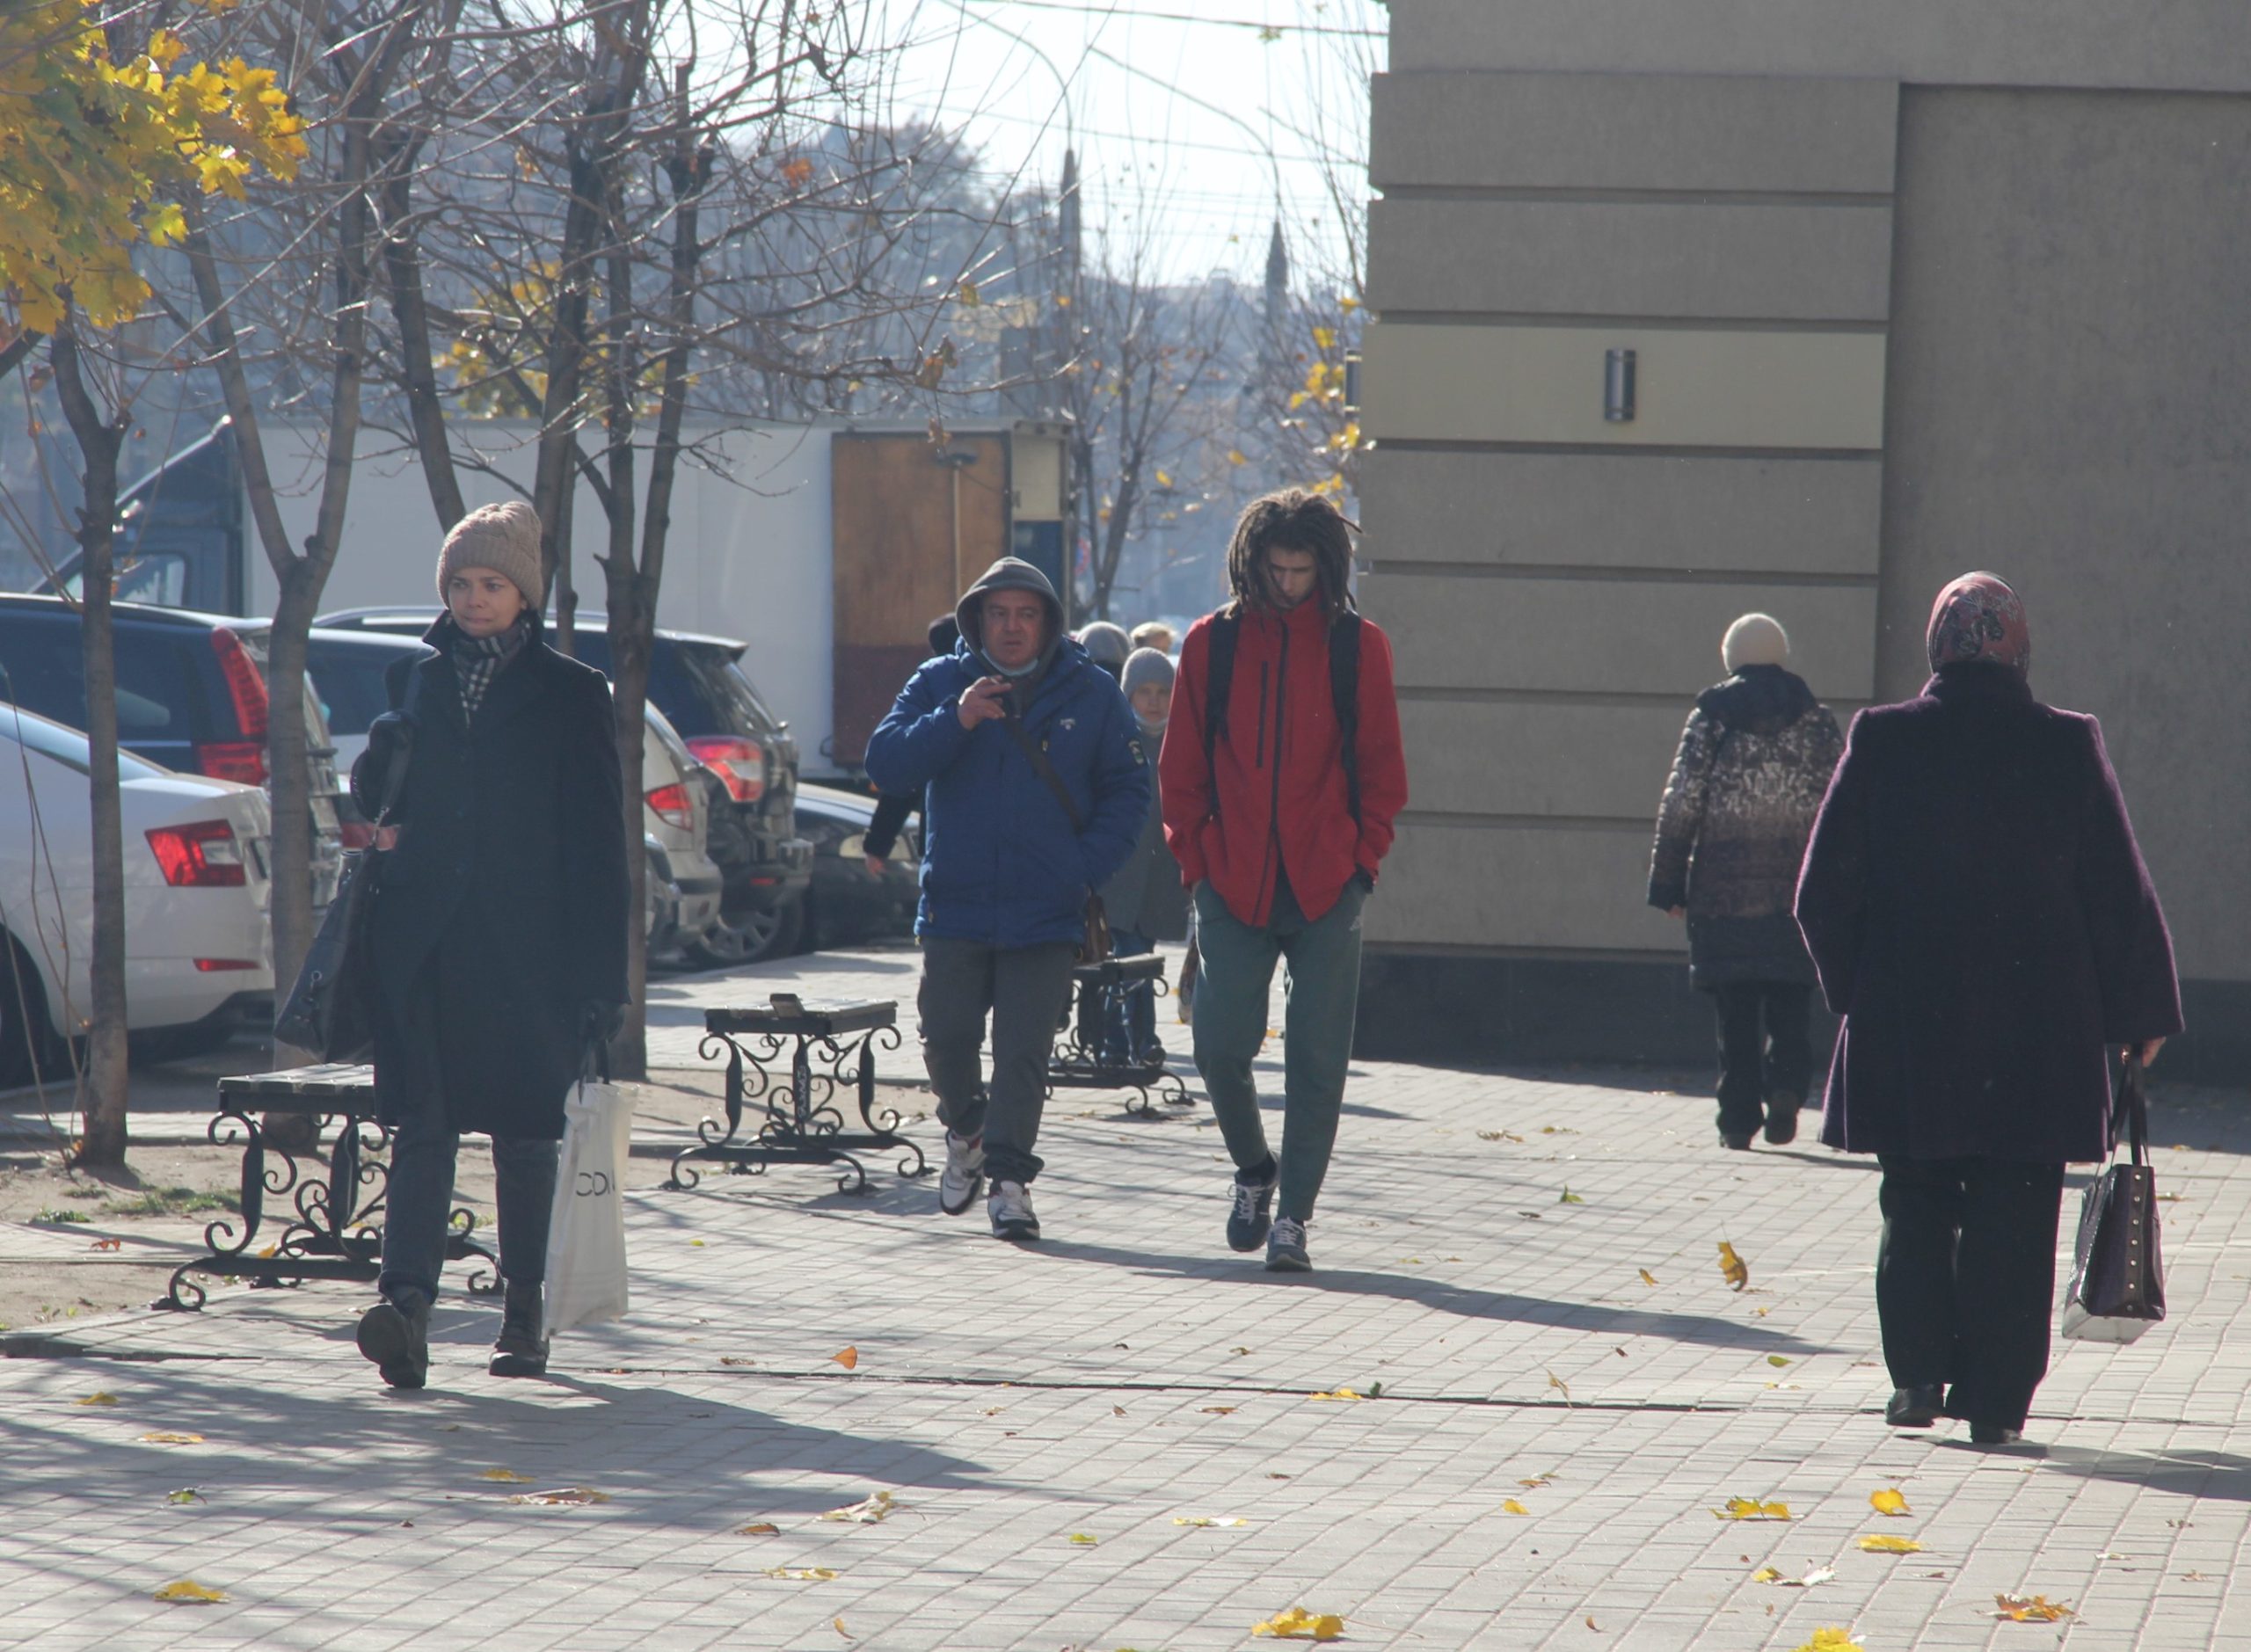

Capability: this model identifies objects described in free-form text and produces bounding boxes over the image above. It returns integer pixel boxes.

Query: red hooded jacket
[1159,599,1409,928]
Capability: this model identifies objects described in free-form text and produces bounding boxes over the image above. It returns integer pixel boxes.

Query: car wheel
[686,894,805,968]
[0,935,55,1090]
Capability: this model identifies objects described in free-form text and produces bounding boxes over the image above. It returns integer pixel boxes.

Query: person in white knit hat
[349,499,630,1389]
[1646,612,1843,1150]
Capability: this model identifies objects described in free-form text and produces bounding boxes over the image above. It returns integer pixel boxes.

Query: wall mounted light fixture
[1604,347,1636,423]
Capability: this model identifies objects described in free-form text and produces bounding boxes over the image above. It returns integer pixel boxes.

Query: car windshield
[0,702,170,781]
[306,637,415,737]
[680,644,783,731]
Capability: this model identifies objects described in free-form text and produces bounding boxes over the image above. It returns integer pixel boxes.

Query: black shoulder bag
[274,718,414,1060]
[1000,714,1113,963]
[2060,1052,2167,1343]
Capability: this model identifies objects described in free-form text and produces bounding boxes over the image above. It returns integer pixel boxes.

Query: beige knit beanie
[436,499,544,608]
[1721,612,1790,672]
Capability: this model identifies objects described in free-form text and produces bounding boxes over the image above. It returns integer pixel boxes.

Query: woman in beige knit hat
[350,499,630,1390]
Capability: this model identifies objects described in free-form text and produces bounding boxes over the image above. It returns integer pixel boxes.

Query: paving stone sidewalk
[4,945,2250,1650]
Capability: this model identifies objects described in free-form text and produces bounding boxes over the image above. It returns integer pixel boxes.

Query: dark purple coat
[1795,666,2182,1164]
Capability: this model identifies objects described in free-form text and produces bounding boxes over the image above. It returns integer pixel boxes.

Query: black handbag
[2060,1052,2167,1343]
[1000,713,1114,964]
[273,720,412,1060]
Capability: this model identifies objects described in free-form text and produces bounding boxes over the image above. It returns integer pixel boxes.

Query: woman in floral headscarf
[1795,572,2182,1446]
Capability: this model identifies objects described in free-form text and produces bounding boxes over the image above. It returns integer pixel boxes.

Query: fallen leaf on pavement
[1714,1498,1791,1521]
[140,1432,204,1445]
[1788,1632,1863,1652]
[507,1488,609,1505]
[720,1357,756,1366]
[1112,1405,1126,1416]
[1638,1269,1658,1286]
[1308,1388,1364,1401]
[820,1490,898,1524]
[1558,1186,1585,1204]
[1231,1346,1253,1356]
[736,1522,779,1536]
[1869,1488,1911,1517]
[1502,1499,1531,1516]
[166,1488,203,1505]
[831,1346,858,1370]
[1068,1532,1098,1545]
[1541,1125,1577,1135]
[1519,1474,1555,1488]
[1547,1371,1571,1401]
[76,1392,119,1407]
[1754,1564,1835,1587]
[1856,1534,1923,1554]
[480,1468,532,1482]
[763,1568,840,1581]
[1584,1617,1598,1631]
[89,1237,120,1251]
[1992,1593,2074,1622]
[833,1617,849,1638]
[1767,1356,1793,1368]
[1752,1567,1782,1583]
[153,1580,226,1604]
[1477,1130,1524,1143]
[1718,1241,1750,1291]
[1173,1516,1249,1527]
[1201,1406,1236,1415]
[1250,1605,1344,1641]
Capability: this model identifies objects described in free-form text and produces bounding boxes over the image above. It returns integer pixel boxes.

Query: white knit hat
[436,499,544,608]
[1722,613,1790,672]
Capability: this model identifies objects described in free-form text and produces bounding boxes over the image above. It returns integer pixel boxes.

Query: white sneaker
[987,1179,1041,1242]
[939,1132,985,1215]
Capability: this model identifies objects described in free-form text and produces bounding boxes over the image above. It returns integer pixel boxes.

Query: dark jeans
[1876,1154,2066,1430]
[1713,980,1813,1135]
[918,935,1077,1186]
[1100,929,1159,1063]
[1191,877,1366,1223]
[377,1089,560,1310]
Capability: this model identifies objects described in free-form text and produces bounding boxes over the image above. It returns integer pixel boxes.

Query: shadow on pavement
[2020,1443,2251,1502]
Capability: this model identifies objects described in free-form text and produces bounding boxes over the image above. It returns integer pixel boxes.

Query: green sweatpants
[1190,877,1367,1221]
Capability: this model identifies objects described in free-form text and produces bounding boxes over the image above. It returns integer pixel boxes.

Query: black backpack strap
[1200,609,1242,808]
[1329,609,1363,826]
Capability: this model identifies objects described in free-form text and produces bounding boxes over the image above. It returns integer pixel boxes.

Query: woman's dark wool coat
[356,620,630,1141]
[1795,665,2182,1165]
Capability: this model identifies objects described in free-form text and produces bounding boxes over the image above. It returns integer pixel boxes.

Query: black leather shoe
[488,1278,549,1378]
[1969,1421,2023,1446]
[1763,1089,1800,1146]
[357,1293,431,1390]
[1884,1385,1944,1428]
[1719,1131,1754,1151]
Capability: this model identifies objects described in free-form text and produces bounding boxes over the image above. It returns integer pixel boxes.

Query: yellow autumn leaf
[1869,1488,1911,1517]
[1201,1405,1237,1415]
[1767,1355,1793,1368]
[1312,326,1337,350]
[833,1617,849,1638]
[1067,1532,1098,1545]
[1992,1593,2074,1622]
[1546,1371,1571,1401]
[1751,1566,1783,1583]
[1339,295,1361,312]
[480,1468,532,1482]
[1155,469,1173,488]
[764,1567,841,1580]
[1308,1387,1364,1402]
[956,279,980,307]
[1173,1515,1249,1527]
[141,1432,204,1445]
[1713,1497,1791,1521]
[1227,449,1248,466]
[1251,1605,1345,1641]
[1718,1241,1750,1291]
[831,1346,859,1370]
[1558,1186,1584,1204]
[153,1580,226,1604]
[1789,1633,1863,1652]
[1637,1269,1658,1286]
[1501,1499,1530,1516]
[820,1490,897,1524]
[1518,1474,1555,1488]
[76,1392,120,1407]
[1856,1533,1924,1553]
[737,1522,780,1535]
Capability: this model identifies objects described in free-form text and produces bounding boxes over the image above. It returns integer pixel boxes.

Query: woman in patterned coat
[1648,614,1844,1149]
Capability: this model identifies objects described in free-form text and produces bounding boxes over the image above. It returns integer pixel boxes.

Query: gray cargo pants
[917,936,1077,1186]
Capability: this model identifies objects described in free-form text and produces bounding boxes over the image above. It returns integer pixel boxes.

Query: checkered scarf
[451,612,533,723]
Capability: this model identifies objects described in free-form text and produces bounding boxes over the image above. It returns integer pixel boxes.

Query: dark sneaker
[1884,1384,1944,1428]
[1718,1130,1754,1151]
[1264,1216,1311,1273]
[1763,1088,1801,1146]
[1969,1421,2025,1446]
[939,1131,986,1215]
[1227,1168,1277,1253]
[488,1279,549,1379]
[357,1294,431,1390]
[987,1179,1041,1242]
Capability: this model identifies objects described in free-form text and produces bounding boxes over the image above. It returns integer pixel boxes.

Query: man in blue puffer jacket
[866,558,1147,1241]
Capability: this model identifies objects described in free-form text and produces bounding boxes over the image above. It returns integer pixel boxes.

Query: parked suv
[0,594,345,910]
[313,608,812,962]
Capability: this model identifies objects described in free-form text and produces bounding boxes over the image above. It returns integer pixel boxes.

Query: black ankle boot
[357,1292,432,1390]
[1884,1384,1944,1428]
[488,1278,548,1378]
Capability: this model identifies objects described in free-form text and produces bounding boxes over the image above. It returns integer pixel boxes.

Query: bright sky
[871,0,1388,288]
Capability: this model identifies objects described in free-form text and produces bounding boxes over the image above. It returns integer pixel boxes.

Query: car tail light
[193,958,259,972]
[195,740,267,784]
[645,782,694,830]
[210,628,270,739]
[147,820,247,887]
[685,735,765,803]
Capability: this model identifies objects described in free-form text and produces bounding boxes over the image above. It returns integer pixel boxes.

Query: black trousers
[1712,981,1813,1134]
[1876,1154,2066,1430]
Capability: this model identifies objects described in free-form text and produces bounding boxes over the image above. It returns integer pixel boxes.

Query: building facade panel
[1367,198,1894,323]
[1398,700,1708,822]
[1362,820,1681,953]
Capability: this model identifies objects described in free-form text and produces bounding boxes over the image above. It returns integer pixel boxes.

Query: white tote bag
[544,1077,636,1334]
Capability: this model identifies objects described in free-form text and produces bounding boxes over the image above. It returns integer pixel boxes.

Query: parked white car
[0,703,274,1086]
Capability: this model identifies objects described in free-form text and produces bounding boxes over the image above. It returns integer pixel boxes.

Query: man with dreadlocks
[1160,489,1408,1271]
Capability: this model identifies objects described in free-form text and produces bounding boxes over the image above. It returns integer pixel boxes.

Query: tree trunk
[49,326,130,1168]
